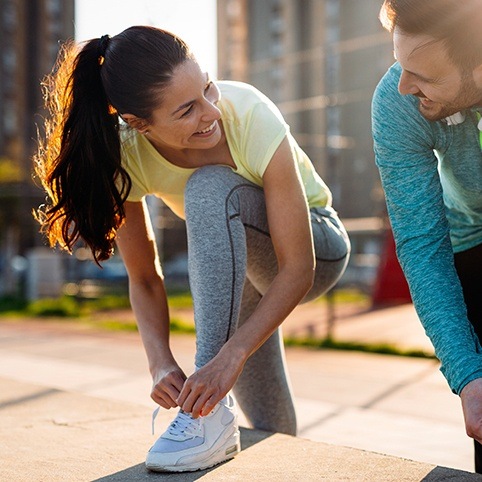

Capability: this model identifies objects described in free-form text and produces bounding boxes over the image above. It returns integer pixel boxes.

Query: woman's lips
[194,121,217,136]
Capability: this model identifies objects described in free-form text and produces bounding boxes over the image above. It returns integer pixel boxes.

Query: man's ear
[121,114,150,134]
[473,63,482,89]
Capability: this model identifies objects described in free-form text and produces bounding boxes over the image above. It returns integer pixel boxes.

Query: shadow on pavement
[92,463,206,481]
[0,387,61,409]
[92,427,274,481]
[421,466,482,481]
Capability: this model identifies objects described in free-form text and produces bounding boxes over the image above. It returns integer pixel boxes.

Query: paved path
[0,302,474,476]
[2,373,478,481]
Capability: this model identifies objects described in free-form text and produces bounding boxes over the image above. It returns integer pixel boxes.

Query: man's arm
[371,64,482,395]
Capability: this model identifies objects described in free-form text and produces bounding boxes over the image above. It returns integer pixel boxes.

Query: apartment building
[0,0,74,254]
[217,0,394,218]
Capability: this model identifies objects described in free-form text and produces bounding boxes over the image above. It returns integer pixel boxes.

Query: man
[372,0,482,472]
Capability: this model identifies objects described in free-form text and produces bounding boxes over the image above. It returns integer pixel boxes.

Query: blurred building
[0,0,74,293]
[0,0,75,250]
[217,0,394,219]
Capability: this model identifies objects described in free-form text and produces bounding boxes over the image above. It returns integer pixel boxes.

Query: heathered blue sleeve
[371,63,482,394]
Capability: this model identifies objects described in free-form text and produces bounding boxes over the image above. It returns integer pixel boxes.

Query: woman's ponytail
[34,26,193,263]
[34,37,131,263]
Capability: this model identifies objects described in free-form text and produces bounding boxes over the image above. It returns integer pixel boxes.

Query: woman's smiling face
[142,59,222,153]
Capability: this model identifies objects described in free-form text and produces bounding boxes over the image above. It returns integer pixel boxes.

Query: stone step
[1,376,481,481]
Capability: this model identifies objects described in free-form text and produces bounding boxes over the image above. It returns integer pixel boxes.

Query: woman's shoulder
[119,125,153,169]
[217,79,263,94]
[217,80,273,107]
[119,124,149,158]
[217,80,285,128]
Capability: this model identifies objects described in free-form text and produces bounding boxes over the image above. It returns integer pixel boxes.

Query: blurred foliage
[0,289,369,318]
[315,288,370,305]
[0,294,130,317]
[0,157,24,183]
[284,337,436,359]
[0,296,28,313]
[80,295,131,312]
[166,291,193,309]
[27,297,80,317]
[170,317,196,333]
[0,292,188,317]
[0,292,195,335]
[89,319,139,332]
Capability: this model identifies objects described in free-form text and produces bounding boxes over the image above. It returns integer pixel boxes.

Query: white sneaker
[146,394,240,472]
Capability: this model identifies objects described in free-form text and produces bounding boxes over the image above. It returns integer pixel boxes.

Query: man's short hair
[380,0,482,71]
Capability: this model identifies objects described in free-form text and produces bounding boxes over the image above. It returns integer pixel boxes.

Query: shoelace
[152,407,160,435]
[151,407,203,436]
[167,411,201,436]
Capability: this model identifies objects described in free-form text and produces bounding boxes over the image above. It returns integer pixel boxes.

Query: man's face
[393,27,482,121]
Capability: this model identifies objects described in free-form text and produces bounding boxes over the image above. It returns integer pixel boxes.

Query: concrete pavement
[0,302,480,480]
[1,374,475,482]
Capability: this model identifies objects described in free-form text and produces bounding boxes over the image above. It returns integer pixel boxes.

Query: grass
[284,336,436,359]
[314,288,370,305]
[79,316,195,334]
[165,292,193,309]
[0,288,365,317]
[0,292,195,335]
[0,296,28,313]
[0,292,188,318]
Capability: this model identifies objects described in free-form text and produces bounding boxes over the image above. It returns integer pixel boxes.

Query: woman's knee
[303,210,351,302]
[303,256,349,303]
[185,166,242,217]
[185,165,237,197]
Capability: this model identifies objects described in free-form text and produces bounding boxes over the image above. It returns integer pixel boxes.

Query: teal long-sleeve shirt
[372,62,482,395]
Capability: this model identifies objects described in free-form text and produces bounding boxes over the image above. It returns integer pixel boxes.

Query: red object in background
[372,228,412,306]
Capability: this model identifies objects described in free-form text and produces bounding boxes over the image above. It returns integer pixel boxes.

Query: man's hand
[151,363,187,410]
[460,378,482,443]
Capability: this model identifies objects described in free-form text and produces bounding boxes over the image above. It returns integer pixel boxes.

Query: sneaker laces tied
[168,411,203,437]
[151,406,204,437]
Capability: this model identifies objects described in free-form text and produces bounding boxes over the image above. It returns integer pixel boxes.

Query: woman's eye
[181,105,194,117]
[180,82,213,117]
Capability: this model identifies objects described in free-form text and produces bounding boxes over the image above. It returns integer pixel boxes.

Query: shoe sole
[145,429,241,473]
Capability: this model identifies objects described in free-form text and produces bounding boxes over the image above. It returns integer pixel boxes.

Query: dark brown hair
[34,26,193,263]
[380,0,482,70]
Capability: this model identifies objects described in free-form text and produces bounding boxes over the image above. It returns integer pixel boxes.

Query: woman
[35,26,350,473]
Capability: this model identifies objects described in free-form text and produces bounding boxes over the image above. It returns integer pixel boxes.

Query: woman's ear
[121,114,150,134]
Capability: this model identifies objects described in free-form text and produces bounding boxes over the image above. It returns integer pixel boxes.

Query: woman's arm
[178,137,315,416]
[116,200,186,409]
[228,136,315,354]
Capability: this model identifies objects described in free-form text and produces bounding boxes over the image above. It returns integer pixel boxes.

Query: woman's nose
[201,98,221,121]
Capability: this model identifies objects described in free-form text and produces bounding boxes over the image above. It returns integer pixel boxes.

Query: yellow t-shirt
[120,80,331,219]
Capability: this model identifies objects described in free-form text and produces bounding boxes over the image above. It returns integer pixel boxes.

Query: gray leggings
[184,166,350,435]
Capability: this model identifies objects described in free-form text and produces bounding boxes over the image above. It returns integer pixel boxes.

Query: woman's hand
[176,348,245,418]
[151,362,187,409]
